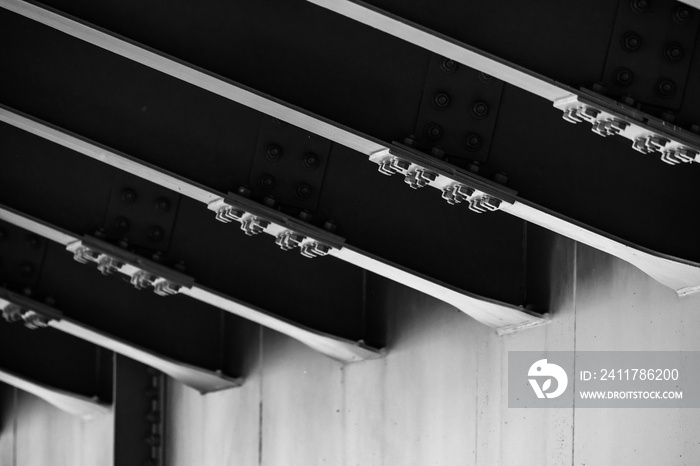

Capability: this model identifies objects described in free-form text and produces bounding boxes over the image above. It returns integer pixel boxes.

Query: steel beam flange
[0,367,112,419]
[3,81,700,301]
[0,205,383,362]
[5,2,700,295]
[554,94,700,166]
[305,0,700,168]
[679,1,700,11]
[0,287,240,393]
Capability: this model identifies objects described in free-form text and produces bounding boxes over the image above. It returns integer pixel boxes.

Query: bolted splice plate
[413,54,504,164]
[248,116,332,212]
[104,174,181,252]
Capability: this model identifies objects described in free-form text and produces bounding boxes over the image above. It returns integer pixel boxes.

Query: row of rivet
[375,155,503,213]
[211,201,332,258]
[144,370,164,466]
[561,104,699,166]
[71,245,183,296]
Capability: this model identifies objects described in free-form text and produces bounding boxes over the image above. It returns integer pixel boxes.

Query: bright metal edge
[332,247,546,329]
[0,202,77,245]
[503,202,700,293]
[307,0,700,154]
[306,0,572,102]
[4,0,700,293]
[496,314,552,336]
[0,367,112,419]
[0,104,218,205]
[1,268,239,393]
[181,286,385,364]
[678,0,700,10]
[677,285,700,297]
[0,204,383,363]
[0,0,386,157]
[369,149,700,293]
[0,103,543,331]
[50,319,242,394]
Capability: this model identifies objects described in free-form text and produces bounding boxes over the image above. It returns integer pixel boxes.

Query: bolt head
[430,146,445,159]
[266,144,283,161]
[237,186,252,198]
[323,221,337,233]
[440,58,458,73]
[614,68,634,86]
[657,79,676,97]
[424,123,443,140]
[259,175,276,189]
[302,153,319,169]
[147,226,164,242]
[432,92,450,109]
[154,198,171,213]
[630,0,649,13]
[121,188,137,204]
[471,101,489,119]
[592,82,608,94]
[296,184,312,199]
[621,32,641,52]
[465,133,483,151]
[114,217,130,233]
[673,6,691,23]
[664,43,683,61]
[478,71,493,82]
[494,172,508,185]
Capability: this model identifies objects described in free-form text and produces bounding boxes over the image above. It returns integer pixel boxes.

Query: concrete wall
[1,235,699,465]
[0,385,113,466]
[164,236,700,466]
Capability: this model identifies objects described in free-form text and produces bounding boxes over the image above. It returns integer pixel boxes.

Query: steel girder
[1,0,698,298]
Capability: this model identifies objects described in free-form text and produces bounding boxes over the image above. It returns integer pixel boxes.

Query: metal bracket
[248,116,332,211]
[368,145,513,213]
[555,93,700,166]
[66,236,193,296]
[413,55,504,163]
[0,289,62,331]
[207,193,344,258]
